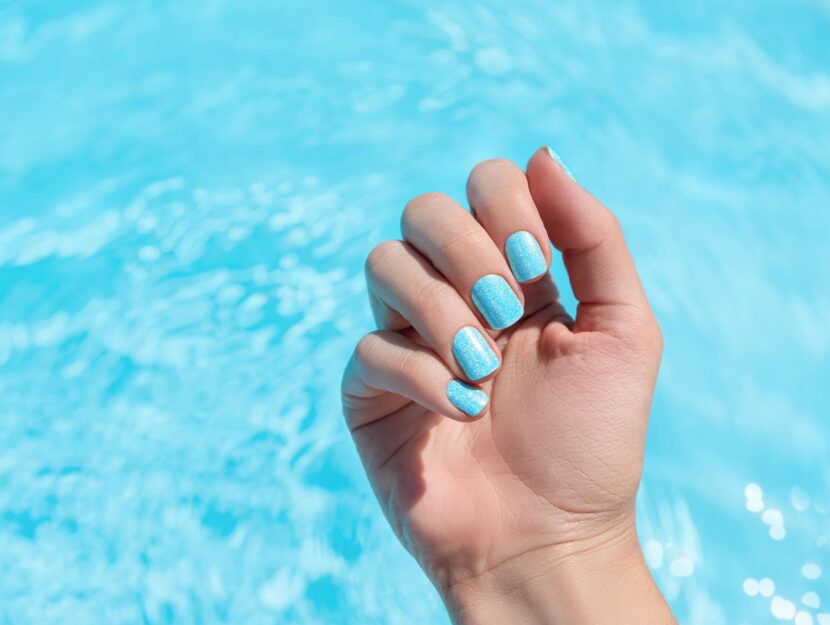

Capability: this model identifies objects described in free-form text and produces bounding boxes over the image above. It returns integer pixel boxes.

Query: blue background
[1,1,829,623]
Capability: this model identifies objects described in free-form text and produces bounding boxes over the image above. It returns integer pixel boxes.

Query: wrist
[442,519,676,625]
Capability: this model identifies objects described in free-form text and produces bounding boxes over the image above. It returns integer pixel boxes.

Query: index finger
[466,158,552,285]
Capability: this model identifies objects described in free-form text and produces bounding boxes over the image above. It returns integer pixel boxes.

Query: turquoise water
[1,1,829,623]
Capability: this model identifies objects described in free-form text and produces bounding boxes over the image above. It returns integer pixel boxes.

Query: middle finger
[401,192,524,331]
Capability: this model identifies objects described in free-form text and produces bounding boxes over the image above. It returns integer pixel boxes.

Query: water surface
[1,1,830,623]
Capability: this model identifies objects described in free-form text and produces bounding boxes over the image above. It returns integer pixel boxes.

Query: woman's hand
[342,148,675,624]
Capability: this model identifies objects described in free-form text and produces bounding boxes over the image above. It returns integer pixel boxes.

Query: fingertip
[504,230,550,285]
[446,379,490,421]
[450,404,490,423]
[470,274,525,330]
[526,146,548,178]
[460,404,490,422]
[466,361,500,385]
[544,146,576,180]
[452,325,502,381]
[528,145,576,183]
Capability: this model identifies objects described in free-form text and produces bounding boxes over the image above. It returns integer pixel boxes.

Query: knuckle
[397,347,426,378]
[599,210,623,240]
[365,240,403,277]
[578,208,622,251]
[645,315,664,355]
[618,309,663,358]
[468,158,519,182]
[354,332,382,364]
[437,226,492,257]
[467,158,522,192]
[413,278,452,312]
[402,192,453,228]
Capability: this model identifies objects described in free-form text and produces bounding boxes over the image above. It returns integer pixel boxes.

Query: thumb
[526,147,650,329]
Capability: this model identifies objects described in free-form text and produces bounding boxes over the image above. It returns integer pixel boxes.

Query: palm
[346,297,659,581]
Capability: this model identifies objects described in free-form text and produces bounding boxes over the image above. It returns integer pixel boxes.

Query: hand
[342,148,675,624]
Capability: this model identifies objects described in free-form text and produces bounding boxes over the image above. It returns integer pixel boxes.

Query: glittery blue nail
[452,326,499,381]
[545,146,575,180]
[505,231,547,283]
[446,380,489,417]
[470,274,523,330]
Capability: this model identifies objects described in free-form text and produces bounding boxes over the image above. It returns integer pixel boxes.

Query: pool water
[1,1,829,623]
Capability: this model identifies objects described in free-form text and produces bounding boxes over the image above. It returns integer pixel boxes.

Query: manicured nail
[446,380,489,417]
[505,231,547,283]
[545,146,575,180]
[471,274,523,330]
[452,326,500,381]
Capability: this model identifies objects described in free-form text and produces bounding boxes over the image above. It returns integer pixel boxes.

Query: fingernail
[452,326,500,381]
[471,274,523,330]
[505,231,547,283]
[447,380,489,417]
[544,146,575,180]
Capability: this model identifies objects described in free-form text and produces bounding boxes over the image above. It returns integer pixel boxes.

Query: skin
[341,147,677,624]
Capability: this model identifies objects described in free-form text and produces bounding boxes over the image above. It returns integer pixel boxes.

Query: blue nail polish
[452,326,500,381]
[545,146,575,180]
[471,274,523,330]
[505,231,547,283]
[447,380,489,417]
